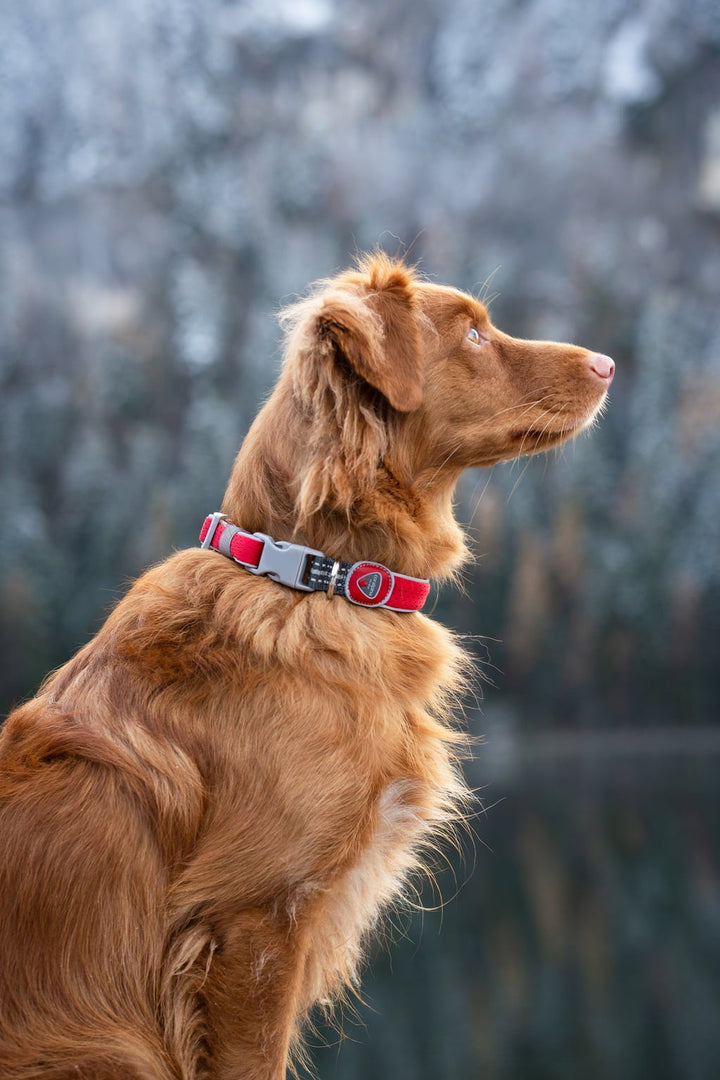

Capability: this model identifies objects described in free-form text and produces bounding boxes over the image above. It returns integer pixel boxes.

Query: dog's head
[412,276,614,471]
[276,253,612,520]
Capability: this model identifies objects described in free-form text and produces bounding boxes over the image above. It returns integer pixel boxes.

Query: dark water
[305,744,720,1080]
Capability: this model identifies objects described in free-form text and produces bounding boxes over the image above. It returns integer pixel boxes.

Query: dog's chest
[300,731,461,1004]
[249,601,468,1000]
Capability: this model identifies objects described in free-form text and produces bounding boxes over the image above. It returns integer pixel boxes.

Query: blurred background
[1,1,719,1077]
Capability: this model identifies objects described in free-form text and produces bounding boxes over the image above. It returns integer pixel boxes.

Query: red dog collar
[199,513,430,613]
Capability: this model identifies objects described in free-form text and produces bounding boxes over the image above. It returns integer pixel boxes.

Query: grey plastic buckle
[200,511,227,549]
[248,533,324,592]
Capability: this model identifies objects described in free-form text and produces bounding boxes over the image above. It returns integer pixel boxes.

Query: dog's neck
[221,393,468,583]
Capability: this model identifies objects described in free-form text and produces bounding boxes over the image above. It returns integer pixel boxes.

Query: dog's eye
[467,328,482,344]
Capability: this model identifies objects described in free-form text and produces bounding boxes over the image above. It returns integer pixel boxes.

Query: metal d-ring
[326,560,342,599]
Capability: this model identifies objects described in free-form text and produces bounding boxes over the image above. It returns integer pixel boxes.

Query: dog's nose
[587,353,615,383]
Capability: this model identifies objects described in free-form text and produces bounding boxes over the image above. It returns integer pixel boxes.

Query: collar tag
[346,562,394,607]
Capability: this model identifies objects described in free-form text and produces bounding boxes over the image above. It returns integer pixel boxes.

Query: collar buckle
[248,533,324,593]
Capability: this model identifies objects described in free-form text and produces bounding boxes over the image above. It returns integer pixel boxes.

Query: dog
[0,253,613,1079]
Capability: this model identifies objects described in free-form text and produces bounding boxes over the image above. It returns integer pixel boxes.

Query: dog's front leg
[201,904,310,1080]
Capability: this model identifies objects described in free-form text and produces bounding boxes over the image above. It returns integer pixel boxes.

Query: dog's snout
[587,352,615,383]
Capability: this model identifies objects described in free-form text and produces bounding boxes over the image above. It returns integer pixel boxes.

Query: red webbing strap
[199,517,264,567]
[387,575,431,612]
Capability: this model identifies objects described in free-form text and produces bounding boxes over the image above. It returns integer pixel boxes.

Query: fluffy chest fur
[106,550,469,894]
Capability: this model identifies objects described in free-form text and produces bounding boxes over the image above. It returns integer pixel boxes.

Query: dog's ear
[278,258,423,520]
[314,263,423,413]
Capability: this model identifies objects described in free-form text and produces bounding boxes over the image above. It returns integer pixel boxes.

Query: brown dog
[0,254,613,1079]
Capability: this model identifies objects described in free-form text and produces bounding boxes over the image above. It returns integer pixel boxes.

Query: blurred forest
[1,1,719,1078]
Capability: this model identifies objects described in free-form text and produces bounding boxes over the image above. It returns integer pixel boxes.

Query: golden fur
[0,254,612,1079]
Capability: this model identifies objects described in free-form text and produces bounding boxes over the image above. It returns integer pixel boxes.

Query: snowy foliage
[0,0,718,724]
